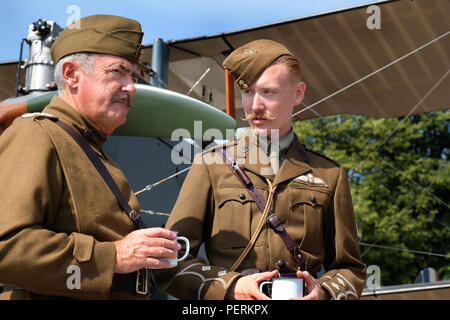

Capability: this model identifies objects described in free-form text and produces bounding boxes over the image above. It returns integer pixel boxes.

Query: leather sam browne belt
[55,120,149,295]
[219,148,306,271]
[111,269,148,295]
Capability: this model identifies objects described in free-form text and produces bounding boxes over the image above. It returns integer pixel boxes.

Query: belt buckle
[136,268,148,295]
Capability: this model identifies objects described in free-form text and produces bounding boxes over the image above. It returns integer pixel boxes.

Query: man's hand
[227,270,279,300]
[290,270,331,300]
[114,228,181,274]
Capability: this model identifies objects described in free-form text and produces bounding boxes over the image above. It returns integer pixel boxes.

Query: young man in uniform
[0,14,180,299]
[153,39,365,300]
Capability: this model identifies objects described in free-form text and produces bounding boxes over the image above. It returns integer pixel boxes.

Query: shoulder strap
[54,120,147,230]
[218,147,306,271]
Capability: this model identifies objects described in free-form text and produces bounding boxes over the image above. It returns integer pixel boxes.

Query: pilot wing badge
[294,173,328,187]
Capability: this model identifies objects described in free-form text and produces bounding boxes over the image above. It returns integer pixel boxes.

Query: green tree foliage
[293,110,450,286]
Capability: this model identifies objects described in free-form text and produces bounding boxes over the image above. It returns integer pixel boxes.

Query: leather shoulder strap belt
[218,147,306,271]
[55,120,147,230]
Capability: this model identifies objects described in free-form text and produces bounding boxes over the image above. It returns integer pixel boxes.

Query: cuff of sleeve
[69,234,116,299]
[317,271,359,300]
[201,271,243,300]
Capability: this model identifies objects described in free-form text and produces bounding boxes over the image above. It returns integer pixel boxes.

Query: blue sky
[0,0,378,62]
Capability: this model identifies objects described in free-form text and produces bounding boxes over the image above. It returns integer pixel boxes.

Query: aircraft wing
[140,0,449,125]
[1,0,448,128]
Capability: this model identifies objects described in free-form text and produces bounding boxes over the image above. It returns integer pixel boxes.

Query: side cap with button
[222,39,294,90]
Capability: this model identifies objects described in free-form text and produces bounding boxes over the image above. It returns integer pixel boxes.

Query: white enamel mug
[259,276,304,300]
[150,236,190,269]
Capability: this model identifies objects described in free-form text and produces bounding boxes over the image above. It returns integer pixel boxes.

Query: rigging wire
[137,31,449,198]
[292,31,449,118]
[354,69,449,174]
[359,242,449,259]
[357,70,450,258]
[141,209,170,217]
[359,161,448,258]
[135,166,190,196]
[136,31,449,259]
[375,154,450,212]
[294,47,450,239]
[186,53,224,97]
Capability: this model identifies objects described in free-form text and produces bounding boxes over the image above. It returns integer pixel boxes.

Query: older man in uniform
[153,39,365,300]
[0,14,180,300]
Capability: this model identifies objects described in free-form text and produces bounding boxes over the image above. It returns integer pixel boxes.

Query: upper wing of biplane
[140,0,449,126]
[0,0,448,134]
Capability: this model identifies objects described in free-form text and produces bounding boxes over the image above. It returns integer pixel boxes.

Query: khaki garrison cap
[51,14,144,63]
[223,39,294,89]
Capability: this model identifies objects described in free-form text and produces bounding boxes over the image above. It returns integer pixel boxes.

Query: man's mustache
[242,111,277,121]
[111,95,131,107]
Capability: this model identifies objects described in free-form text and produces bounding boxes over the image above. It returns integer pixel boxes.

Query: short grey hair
[54,52,96,89]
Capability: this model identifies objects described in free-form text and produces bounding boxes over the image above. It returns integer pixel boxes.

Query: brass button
[238,80,244,85]
[242,83,248,89]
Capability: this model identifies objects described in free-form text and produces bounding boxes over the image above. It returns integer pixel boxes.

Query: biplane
[0,0,448,299]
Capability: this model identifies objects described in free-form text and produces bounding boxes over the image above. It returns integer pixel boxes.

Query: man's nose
[251,93,265,112]
[122,78,136,97]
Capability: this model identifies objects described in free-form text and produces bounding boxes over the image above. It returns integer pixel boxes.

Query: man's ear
[295,81,306,106]
[61,61,80,89]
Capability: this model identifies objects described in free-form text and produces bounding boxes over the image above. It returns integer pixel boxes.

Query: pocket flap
[289,188,331,208]
[216,186,255,208]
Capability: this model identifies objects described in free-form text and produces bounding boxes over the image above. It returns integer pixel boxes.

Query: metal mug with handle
[259,276,304,300]
[150,236,190,269]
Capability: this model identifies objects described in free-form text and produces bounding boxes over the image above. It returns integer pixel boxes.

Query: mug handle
[176,236,190,261]
[259,280,272,292]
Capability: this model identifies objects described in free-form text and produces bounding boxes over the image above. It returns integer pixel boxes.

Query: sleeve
[152,152,242,300]
[0,118,116,299]
[316,166,366,300]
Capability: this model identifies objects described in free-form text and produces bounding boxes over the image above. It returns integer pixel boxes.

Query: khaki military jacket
[0,96,142,299]
[153,131,365,300]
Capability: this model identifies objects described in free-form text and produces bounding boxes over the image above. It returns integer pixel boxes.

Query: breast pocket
[213,186,267,249]
[288,188,331,254]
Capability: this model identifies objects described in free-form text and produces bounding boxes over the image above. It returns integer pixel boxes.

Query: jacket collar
[256,128,294,156]
[233,129,311,185]
[273,136,311,187]
[43,96,107,154]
